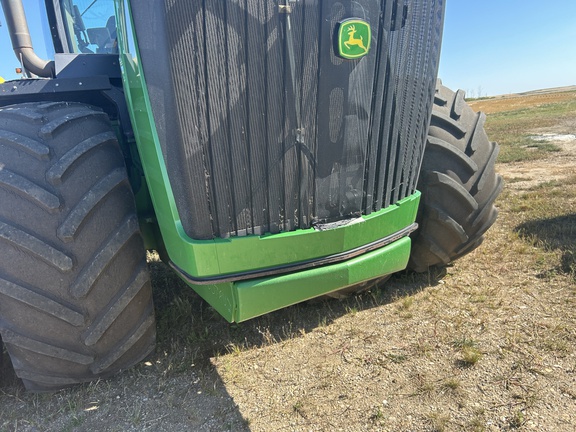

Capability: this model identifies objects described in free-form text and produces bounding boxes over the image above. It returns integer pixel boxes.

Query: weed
[452,336,477,349]
[467,416,486,432]
[460,347,482,367]
[369,407,385,422]
[345,305,358,316]
[441,378,460,392]
[396,295,415,318]
[413,374,436,396]
[425,411,450,431]
[385,353,408,364]
[130,402,144,426]
[413,338,433,356]
[292,401,307,418]
[509,410,526,429]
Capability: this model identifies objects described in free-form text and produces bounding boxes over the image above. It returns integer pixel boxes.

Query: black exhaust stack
[1,0,55,77]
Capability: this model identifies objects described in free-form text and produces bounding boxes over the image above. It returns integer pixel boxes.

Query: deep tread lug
[469,112,487,152]
[39,111,109,140]
[431,111,467,137]
[470,176,504,227]
[71,216,139,299]
[0,221,73,272]
[0,107,45,123]
[451,89,466,119]
[427,172,478,212]
[425,204,468,244]
[2,329,94,365]
[91,311,155,374]
[46,131,118,186]
[18,370,82,388]
[83,264,149,346]
[0,169,61,212]
[427,136,478,173]
[0,277,84,326]
[477,143,500,191]
[58,168,128,242]
[0,130,50,160]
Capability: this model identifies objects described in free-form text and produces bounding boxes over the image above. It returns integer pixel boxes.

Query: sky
[438,0,576,96]
[1,1,575,96]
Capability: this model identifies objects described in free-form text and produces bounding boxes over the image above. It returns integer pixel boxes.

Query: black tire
[409,82,504,272]
[0,102,155,391]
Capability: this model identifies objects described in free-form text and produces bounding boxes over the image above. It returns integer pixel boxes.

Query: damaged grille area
[131,0,445,239]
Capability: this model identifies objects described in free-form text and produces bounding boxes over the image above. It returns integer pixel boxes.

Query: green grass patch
[484,99,576,163]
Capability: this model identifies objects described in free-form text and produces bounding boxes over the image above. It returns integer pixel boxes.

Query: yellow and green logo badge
[337,19,371,60]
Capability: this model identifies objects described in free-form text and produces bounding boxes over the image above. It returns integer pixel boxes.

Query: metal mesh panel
[131,0,445,239]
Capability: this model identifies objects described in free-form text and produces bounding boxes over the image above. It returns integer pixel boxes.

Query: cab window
[60,0,117,54]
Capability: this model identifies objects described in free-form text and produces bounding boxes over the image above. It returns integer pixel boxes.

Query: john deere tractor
[0,0,502,391]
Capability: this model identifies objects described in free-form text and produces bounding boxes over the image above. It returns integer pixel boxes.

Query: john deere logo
[337,19,371,59]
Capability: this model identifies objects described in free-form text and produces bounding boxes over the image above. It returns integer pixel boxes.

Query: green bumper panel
[168,194,419,283]
[234,236,411,322]
[188,235,411,322]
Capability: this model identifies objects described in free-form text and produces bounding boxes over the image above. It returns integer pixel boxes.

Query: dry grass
[470,90,576,163]
[2,89,576,431]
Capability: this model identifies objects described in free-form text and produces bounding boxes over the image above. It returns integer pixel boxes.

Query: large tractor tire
[0,102,155,391]
[409,82,504,272]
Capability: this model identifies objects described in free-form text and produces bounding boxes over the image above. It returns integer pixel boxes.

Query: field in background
[469,88,576,163]
[1,88,575,431]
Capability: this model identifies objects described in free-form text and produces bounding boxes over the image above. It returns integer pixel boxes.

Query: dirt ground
[1,89,576,431]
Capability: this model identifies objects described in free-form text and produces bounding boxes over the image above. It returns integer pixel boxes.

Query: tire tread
[0,277,83,326]
[409,84,502,271]
[0,130,50,159]
[0,102,155,391]
[47,131,118,186]
[71,216,139,299]
[57,167,128,242]
[0,169,61,212]
[1,329,94,365]
[0,221,73,272]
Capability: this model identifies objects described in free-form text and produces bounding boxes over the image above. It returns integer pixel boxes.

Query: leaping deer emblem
[344,25,368,53]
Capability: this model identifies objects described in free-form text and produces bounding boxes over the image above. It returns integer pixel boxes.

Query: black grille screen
[131,0,445,239]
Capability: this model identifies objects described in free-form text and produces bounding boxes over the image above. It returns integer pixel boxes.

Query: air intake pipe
[1,0,55,77]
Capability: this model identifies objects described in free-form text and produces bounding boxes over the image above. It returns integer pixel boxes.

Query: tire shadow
[149,259,446,365]
[515,214,576,279]
[0,337,21,390]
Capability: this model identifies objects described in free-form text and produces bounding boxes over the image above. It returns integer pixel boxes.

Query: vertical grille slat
[205,2,235,237]
[245,0,270,235]
[264,5,285,235]
[225,1,251,235]
[131,0,445,239]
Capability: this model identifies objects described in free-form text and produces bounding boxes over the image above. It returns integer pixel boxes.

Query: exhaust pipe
[1,0,55,77]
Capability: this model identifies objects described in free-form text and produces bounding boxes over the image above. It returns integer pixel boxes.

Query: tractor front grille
[130,0,445,239]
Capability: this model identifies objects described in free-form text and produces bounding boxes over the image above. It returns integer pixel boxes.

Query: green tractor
[0,0,502,391]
